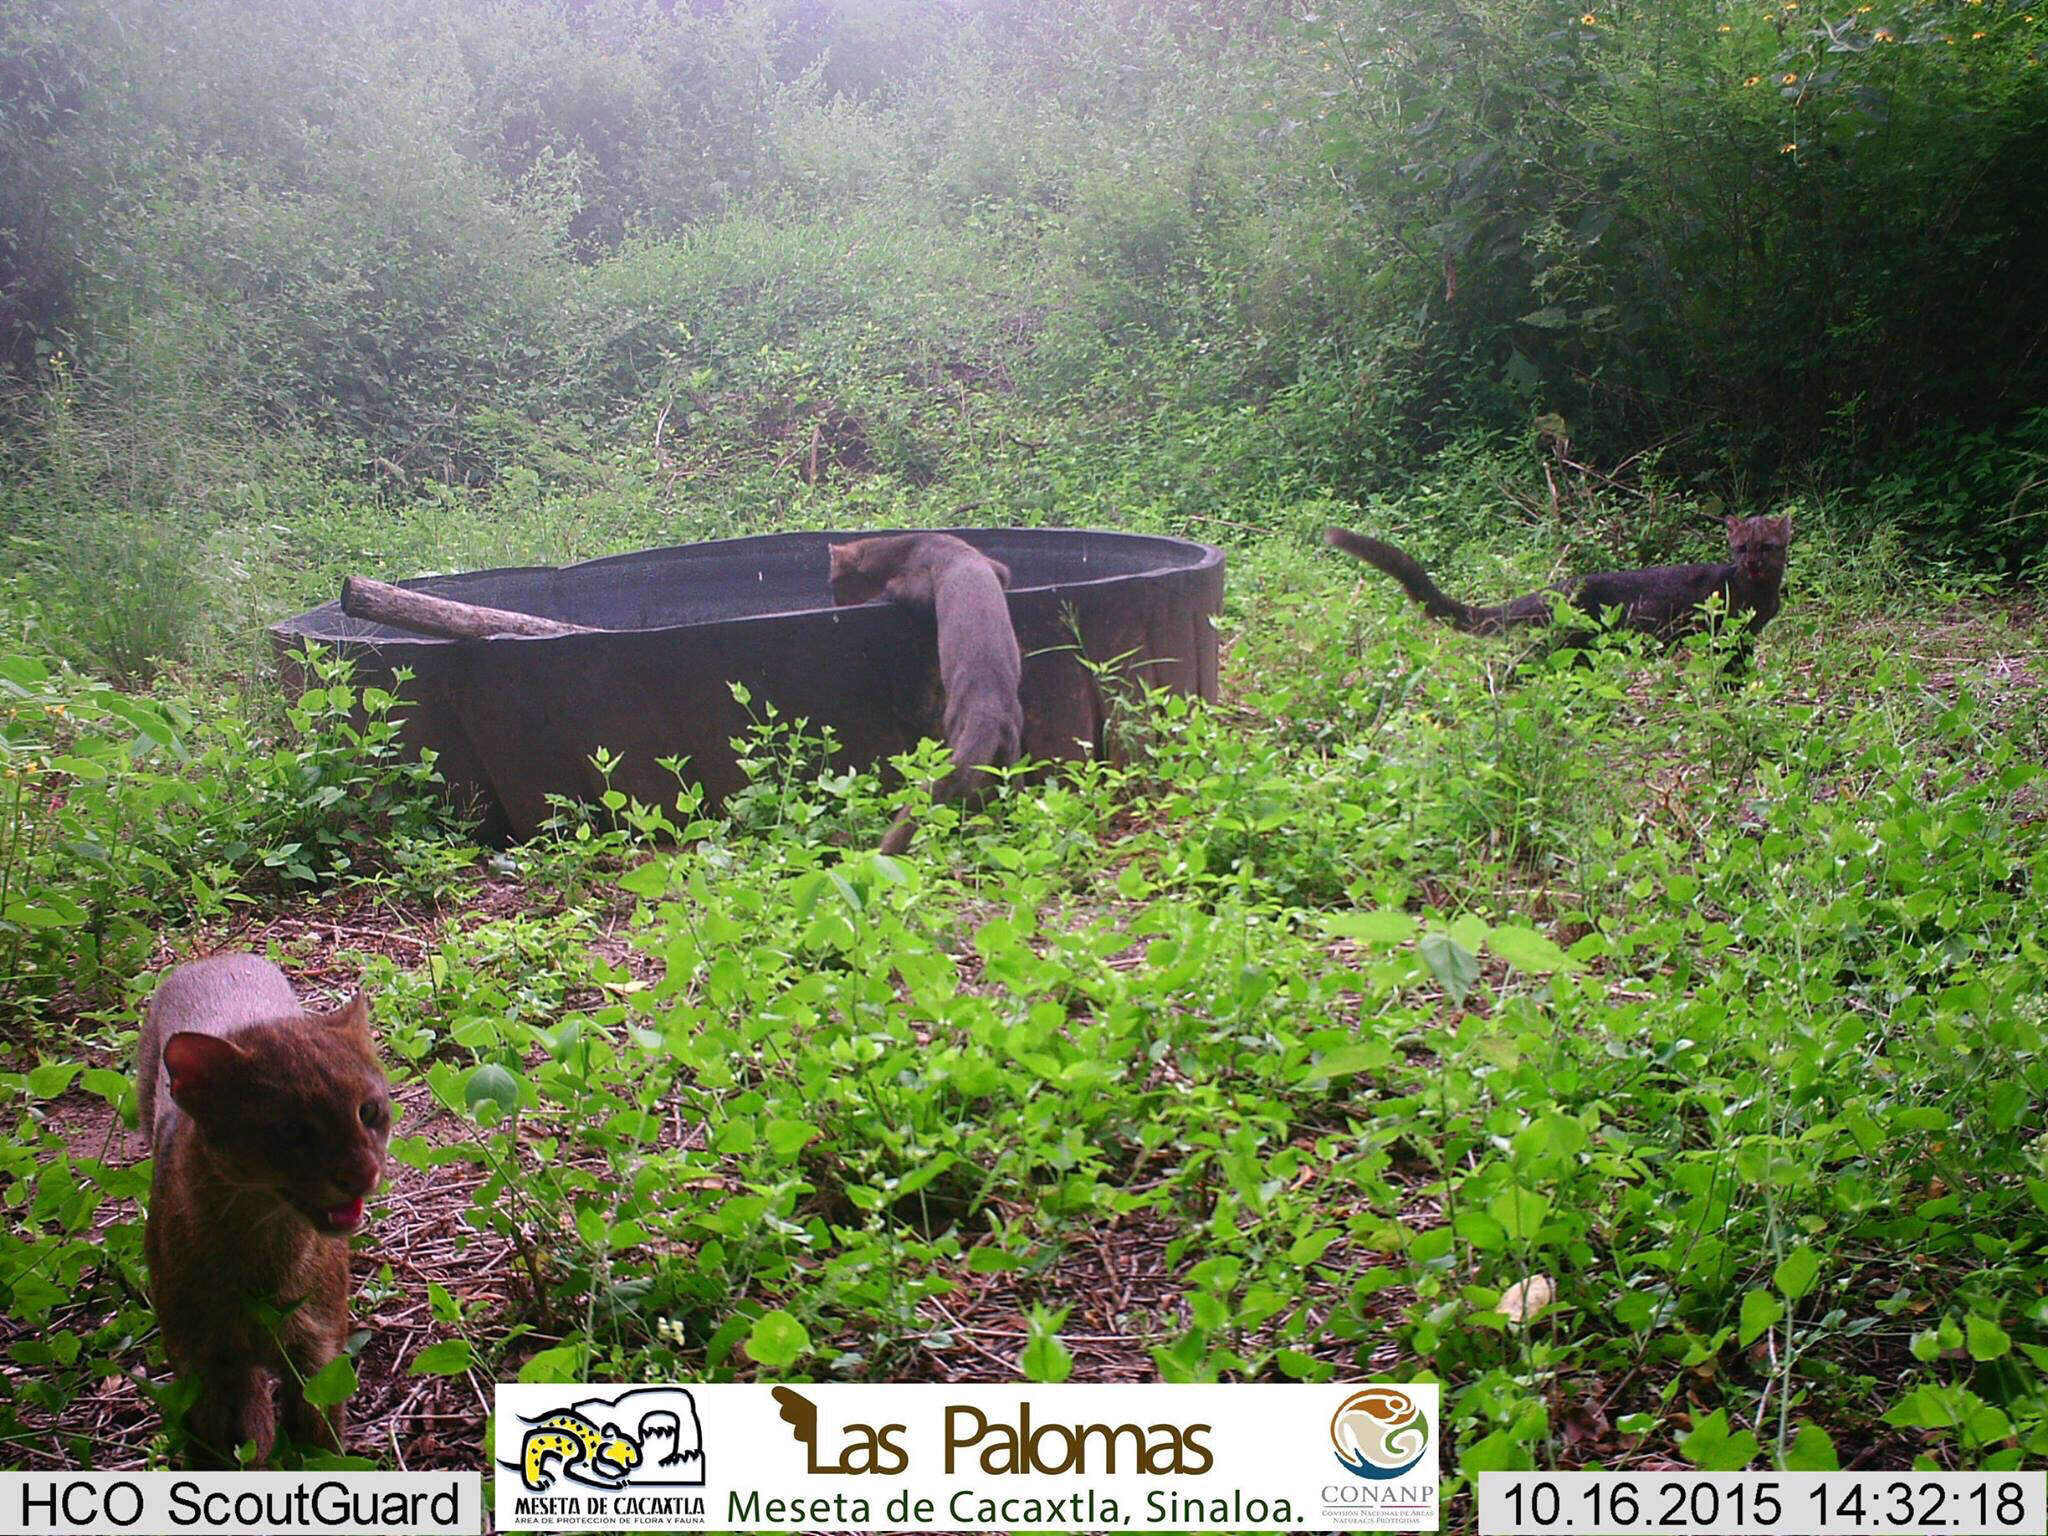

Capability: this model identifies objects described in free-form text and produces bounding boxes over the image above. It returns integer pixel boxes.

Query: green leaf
[618,858,672,898]
[1286,1229,1339,1265]
[7,897,87,930]
[101,694,182,751]
[410,1339,474,1376]
[1410,1225,1456,1263]
[967,1246,1028,1273]
[1022,1315,1074,1384]
[1678,1409,1758,1471]
[1739,1288,1783,1348]
[1323,909,1417,946]
[463,1064,521,1118]
[1773,1245,1819,1300]
[893,1152,957,1196]
[1963,1401,2012,1449]
[80,1067,131,1108]
[301,1354,358,1409]
[1276,1348,1335,1382]
[1296,1040,1394,1083]
[1453,1210,1509,1251]
[1459,1429,1532,1475]
[519,1345,586,1384]
[0,655,50,687]
[1781,1422,1839,1471]
[744,1310,810,1368]
[1486,1187,1551,1241]
[764,1118,819,1158]
[26,1060,81,1099]
[427,1283,460,1325]
[1486,924,1577,973]
[1965,1313,2011,1361]
[1883,1386,1960,1429]
[1418,932,1480,1008]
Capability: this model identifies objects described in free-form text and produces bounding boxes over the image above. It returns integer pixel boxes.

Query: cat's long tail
[1324,528,1482,631]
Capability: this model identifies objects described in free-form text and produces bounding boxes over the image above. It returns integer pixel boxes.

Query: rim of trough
[272,526,1227,646]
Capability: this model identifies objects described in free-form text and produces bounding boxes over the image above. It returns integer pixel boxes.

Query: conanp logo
[1328,1387,1430,1480]
[499,1387,707,1493]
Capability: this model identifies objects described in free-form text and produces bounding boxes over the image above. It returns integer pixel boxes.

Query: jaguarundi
[1325,514,1791,647]
[139,954,391,1464]
[828,532,1024,854]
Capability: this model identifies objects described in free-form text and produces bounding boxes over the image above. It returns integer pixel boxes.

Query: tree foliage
[0,0,2040,559]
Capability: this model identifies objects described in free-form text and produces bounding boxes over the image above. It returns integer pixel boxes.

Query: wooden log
[340,576,600,640]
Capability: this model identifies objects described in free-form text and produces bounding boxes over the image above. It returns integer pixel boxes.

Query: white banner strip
[0,1472,480,1536]
[494,1382,1440,1532]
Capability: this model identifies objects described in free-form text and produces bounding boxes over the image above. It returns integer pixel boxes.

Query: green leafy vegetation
[0,0,2041,1508]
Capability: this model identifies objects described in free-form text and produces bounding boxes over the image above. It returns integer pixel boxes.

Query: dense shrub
[0,646,460,1024]
[0,0,2039,563]
[1293,0,2048,480]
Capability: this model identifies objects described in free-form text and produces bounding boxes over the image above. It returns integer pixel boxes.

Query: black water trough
[270,528,1225,841]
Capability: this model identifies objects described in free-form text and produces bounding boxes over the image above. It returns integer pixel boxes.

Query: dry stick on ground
[340,576,599,640]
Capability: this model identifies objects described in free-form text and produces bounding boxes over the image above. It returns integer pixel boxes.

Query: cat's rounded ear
[988,557,1013,589]
[162,1031,248,1110]
[1725,514,1741,533]
[315,990,371,1036]
[827,544,852,576]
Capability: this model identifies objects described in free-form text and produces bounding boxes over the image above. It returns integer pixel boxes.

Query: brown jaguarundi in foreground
[139,954,391,1464]
[828,532,1024,854]
[1326,514,1791,649]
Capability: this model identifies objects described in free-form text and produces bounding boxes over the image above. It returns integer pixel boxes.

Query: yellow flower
[1581,11,1597,23]
[1856,4,1872,10]
[1875,25,1894,38]
[1781,71,1800,83]
[1718,21,1733,29]
[1972,28,1985,35]
[1745,73,1763,84]
[1780,141,1798,153]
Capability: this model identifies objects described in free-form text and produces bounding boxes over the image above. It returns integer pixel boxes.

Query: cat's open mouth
[309,1197,366,1234]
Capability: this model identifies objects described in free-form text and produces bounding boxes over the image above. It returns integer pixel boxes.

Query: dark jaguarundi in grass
[1326,514,1791,648]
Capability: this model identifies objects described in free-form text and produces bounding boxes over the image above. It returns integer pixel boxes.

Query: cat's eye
[358,1100,385,1129]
